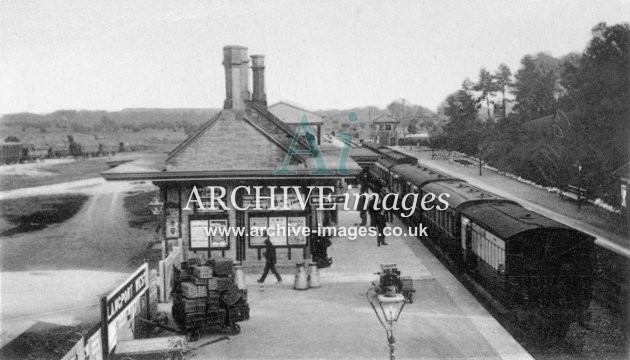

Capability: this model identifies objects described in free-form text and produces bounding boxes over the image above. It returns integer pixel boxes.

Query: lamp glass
[377,294,405,323]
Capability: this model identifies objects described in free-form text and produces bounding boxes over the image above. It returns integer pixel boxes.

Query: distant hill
[1,108,220,132]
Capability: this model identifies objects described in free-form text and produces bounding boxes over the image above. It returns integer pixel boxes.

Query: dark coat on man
[264,239,276,264]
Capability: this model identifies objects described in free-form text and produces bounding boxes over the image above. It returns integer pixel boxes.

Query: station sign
[101,263,149,354]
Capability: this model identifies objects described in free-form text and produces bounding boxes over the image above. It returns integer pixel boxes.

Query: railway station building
[102,45,361,264]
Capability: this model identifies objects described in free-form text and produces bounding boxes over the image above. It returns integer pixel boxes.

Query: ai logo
[275,112,359,175]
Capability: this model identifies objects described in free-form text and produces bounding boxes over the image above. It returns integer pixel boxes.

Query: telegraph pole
[402,99,406,140]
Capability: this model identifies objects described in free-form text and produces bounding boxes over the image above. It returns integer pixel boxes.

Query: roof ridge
[241,115,304,164]
[250,102,311,149]
[166,112,222,163]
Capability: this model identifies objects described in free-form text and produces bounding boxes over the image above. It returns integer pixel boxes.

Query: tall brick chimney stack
[223,45,250,110]
[251,55,267,106]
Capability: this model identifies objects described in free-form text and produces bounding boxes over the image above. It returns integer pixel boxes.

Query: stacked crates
[172,258,250,333]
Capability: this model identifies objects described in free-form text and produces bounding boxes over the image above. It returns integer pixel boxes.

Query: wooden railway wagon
[23,145,49,161]
[364,144,596,338]
[48,144,70,158]
[0,142,23,164]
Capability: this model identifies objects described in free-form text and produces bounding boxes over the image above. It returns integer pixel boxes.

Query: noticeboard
[208,219,229,248]
[165,206,180,239]
[190,219,209,250]
[287,216,307,245]
[248,211,308,248]
[268,216,287,246]
[189,215,230,250]
[249,217,268,247]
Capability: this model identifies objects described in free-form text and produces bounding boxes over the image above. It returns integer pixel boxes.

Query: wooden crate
[181,282,207,299]
[191,265,213,279]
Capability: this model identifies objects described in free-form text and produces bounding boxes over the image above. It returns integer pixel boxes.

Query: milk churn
[293,262,308,290]
[234,263,246,290]
[308,262,321,288]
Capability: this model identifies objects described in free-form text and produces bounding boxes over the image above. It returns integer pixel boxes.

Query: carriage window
[470,224,505,271]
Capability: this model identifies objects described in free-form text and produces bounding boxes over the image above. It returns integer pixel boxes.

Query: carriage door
[461,217,472,262]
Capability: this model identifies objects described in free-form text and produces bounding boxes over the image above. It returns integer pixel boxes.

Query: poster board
[208,219,228,248]
[84,324,103,360]
[287,216,307,245]
[268,216,287,246]
[248,211,309,248]
[249,217,268,247]
[165,206,180,239]
[190,220,209,250]
[189,215,230,250]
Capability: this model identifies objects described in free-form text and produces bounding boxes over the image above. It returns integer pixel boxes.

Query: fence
[158,239,183,302]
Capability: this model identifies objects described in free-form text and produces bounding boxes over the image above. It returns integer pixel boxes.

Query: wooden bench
[563,185,588,202]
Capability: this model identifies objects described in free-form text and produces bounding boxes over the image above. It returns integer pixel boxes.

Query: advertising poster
[268,216,287,246]
[287,216,307,245]
[190,219,209,249]
[249,217,268,246]
[165,207,180,239]
[209,219,229,248]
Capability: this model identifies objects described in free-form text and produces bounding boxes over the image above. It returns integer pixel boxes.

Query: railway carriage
[420,180,514,264]
[361,144,596,338]
[460,202,594,336]
[390,163,461,226]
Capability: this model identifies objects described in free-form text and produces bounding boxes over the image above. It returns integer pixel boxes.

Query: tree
[407,123,418,134]
[564,22,630,203]
[474,67,497,121]
[513,53,562,121]
[494,63,512,120]
[439,80,483,154]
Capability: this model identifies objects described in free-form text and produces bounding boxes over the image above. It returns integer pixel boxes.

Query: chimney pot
[251,55,267,106]
[223,45,250,110]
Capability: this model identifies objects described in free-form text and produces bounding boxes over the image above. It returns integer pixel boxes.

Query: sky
[1,0,628,115]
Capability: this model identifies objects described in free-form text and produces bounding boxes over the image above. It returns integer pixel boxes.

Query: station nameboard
[102,263,149,353]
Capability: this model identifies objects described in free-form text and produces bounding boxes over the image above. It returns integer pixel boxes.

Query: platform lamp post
[148,196,164,258]
[367,287,407,360]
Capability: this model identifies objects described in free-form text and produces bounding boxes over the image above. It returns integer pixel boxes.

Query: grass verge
[0,159,109,191]
[0,194,89,236]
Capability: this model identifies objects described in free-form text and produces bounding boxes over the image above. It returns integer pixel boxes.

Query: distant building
[268,101,324,144]
[371,114,399,146]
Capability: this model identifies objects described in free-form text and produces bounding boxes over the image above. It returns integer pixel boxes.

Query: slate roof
[268,101,324,124]
[372,114,400,124]
[102,102,360,181]
[461,202,595,242]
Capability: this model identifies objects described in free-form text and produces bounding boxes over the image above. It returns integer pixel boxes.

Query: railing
[158,239,183,302]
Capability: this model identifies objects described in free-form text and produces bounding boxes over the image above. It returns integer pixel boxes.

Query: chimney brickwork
[223,45,250,110]
[251,55,267,106]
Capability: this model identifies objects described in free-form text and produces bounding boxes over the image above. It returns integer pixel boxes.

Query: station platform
[192,208,533,359]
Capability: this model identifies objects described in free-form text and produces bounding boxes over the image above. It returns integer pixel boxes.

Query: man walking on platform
[356,184,369,226]
[258,238,282,283]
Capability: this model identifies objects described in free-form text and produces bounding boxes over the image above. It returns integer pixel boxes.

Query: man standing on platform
[258,238,282,283]
[376,200,388,246]
[356,184,369,226]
